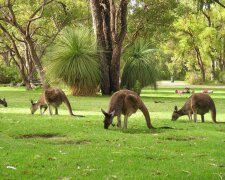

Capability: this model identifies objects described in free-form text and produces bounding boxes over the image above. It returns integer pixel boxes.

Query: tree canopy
[0,0,224,93]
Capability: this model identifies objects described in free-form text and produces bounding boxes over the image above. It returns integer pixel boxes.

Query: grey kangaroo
[0,98,7,107]
[30,87,84,117]
[172,93,216,123]
[101,89,154,129]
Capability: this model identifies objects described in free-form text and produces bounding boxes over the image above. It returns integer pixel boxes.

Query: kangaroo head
[0,98,7,107]
[30,100,39,114]
[172,105,180,121]
[101,109,115,129]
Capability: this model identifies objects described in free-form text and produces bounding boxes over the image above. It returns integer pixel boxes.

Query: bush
[185,72,202,84]
[121,39,159,93]
[45,28,101,96]
[0,63,21,84]
[219,71,225,83]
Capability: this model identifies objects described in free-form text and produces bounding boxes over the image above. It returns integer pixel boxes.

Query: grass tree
[121,39,159,95]
[46,28,101,96]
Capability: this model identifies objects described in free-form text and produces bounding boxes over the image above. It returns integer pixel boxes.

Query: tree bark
[195,46,206,81]
[90,0,128,94]
[25,36,49,89]
[90,0,111,94]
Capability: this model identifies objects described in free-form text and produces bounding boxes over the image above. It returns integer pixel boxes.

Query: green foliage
[45,28,101,95]
[0,63,21,84]
[164,0,225,82]
[219,71,225,83]
[185,71,203,84]
[121,39,159,94]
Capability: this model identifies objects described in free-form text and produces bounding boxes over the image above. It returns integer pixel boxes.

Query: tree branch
[214,0,225,8]
[26,0,55,35]
[109,0,116,42]
[118,0,128,44]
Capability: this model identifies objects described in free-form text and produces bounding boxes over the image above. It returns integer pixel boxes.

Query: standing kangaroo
[101,90,154,129]
[172,93,216,123]
[30,87,84,117]
[0,98,7,107]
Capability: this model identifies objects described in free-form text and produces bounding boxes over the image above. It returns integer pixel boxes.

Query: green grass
[0,86,225,179]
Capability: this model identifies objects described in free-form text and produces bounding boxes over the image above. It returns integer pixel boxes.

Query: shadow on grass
[107,126,174,134]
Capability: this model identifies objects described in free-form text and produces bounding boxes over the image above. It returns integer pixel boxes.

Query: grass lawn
[0,85,225,179]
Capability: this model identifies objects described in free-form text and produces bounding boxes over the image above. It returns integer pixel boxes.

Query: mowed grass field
[0,85,225,179]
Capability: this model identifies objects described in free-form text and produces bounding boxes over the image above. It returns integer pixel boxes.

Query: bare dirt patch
[15,133,64,139]
[55,140,91,145]
[15,133,91,145]
[162,136,207,141]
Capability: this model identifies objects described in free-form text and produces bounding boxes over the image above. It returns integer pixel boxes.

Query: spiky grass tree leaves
[121,39,159,94]
[46,28,101,96]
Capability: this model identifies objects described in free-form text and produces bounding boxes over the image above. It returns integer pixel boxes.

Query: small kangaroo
[0,98,7,107]
[172,93,216,123]
[101,89,154,129]
[30,87,84,117]
[30,94,48,115]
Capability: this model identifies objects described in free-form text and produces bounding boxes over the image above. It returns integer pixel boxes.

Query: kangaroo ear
[174,106,178,112]
[110,110,116,117]
[3,98,5,101]
[31,100,34,104]
[101,108,108,116]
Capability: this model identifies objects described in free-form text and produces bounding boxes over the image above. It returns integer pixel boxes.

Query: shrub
[185,72,202,84]
[45,28,101,96]
[121,39,159,94]
[0,63,21,84]
[219,71,225,83]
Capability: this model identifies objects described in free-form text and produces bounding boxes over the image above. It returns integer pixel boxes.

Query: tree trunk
[90,0,128,95]
[90,0,111,94]
[195,46,206,82]
[26,36,49,89]
[71,85,98,96]
[210,55,215,81]
[110,44,122,92]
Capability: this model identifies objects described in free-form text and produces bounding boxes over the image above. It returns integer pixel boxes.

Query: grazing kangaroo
[172,93,216,123]
[0,98,7,107]
[101,89,154,129]
[30,94,48,115]
[30,87,84,117]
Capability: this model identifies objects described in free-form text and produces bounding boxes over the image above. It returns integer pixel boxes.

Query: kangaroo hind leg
[201,114,205,122]
[123,115,128,129]
[117,115,122,128]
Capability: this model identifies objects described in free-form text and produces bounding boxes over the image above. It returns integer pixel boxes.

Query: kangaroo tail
[139,101,154,129]
[210,101,216,123]
[63,94,85,117]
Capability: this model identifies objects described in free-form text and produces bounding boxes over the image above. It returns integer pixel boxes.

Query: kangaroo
[101,89,154,129]
[30,87,84,117]
[0,98,7,107]
[30,94,48,115]
[172,93,216,123]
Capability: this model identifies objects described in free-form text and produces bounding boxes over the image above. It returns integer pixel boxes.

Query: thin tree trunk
[195,46,206,81]
[26,36,49,89]
[209,55,215,81]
